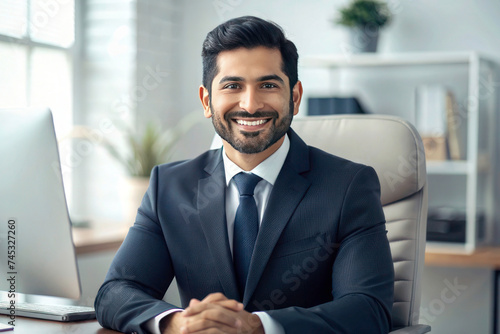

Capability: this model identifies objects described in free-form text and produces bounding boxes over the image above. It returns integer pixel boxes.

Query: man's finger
[201,293,243,312]
[184,301,224,317]
[180,316,241,334]
[181,306,242,331]
[213,299,244,312]
[186,293,243,313]
[201,292,228,303]
[189,298,201,308]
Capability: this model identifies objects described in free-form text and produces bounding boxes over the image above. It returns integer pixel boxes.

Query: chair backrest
[291,115,428,329]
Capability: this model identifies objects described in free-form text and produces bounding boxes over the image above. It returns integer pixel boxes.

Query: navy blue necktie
[232,172,262,296]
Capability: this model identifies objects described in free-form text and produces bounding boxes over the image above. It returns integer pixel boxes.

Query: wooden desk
[0,316,120,333]
[425,247,500,269]
[72,222,130,255]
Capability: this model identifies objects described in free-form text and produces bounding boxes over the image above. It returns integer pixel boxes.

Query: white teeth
[236,119,267,126]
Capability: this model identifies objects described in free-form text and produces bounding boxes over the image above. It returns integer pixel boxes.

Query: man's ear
[292,81,303,116]
[199,85,211,118]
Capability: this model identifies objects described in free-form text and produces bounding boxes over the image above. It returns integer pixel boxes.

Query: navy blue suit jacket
[95,129,394,333]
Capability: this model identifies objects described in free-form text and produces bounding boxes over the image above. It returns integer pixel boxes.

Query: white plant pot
[120,176,150,224]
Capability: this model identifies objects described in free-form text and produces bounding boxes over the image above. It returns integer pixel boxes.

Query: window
[1,0,75,209]
[0,0,75,135]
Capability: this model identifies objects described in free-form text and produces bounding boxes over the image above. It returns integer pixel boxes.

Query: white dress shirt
[146,135,290,334]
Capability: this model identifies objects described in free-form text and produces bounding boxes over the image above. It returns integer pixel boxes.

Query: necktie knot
[233,172,262,196]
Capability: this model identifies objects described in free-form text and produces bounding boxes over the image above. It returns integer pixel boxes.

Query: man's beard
[210,98,294,154]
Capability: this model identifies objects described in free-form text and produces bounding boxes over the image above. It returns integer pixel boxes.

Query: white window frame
[0,0,76,109]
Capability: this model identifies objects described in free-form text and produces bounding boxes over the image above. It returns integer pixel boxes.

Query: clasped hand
[162,292,265,334]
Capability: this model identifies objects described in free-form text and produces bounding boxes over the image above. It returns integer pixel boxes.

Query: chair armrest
[390,324,431,334]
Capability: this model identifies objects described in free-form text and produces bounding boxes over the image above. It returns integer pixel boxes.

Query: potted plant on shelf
[103,120,190,178]
[102,113,199,222]
[335,0,392,53]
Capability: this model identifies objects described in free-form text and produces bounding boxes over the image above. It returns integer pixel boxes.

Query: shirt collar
[222,134,290,186]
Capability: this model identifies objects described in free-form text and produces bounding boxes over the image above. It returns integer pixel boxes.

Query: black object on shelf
[426,207,484,243]
[307,96,368,115]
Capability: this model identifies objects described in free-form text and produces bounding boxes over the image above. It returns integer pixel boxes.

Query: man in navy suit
[95,16,394,334]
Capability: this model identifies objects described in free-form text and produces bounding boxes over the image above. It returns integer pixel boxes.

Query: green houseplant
[102,113,199,222]
[65,113,199,223]
[103,113,199,178]
[335,0,392,53]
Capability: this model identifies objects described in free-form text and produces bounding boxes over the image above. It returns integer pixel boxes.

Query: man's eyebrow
[218,74,285,84]
[257,74,284,84]
[219,76,245,84]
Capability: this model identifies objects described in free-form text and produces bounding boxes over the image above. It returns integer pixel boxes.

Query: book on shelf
[445,91,466,160]
[415,85,466,161]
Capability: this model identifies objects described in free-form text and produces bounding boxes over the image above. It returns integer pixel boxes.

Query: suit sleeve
[95,166,178,334]
[267,166,394,333]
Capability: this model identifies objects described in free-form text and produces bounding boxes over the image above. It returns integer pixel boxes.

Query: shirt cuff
[145,308,183,334]
[254,311,285,334]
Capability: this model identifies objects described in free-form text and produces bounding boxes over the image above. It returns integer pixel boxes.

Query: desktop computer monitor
[0,107,81,300]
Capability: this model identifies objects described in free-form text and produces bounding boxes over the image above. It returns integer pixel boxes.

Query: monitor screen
[0,108,81,299]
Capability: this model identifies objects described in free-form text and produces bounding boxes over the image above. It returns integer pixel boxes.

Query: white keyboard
[0,302,95,322]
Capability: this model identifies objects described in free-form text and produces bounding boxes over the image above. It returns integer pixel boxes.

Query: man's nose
[239,88,264,113]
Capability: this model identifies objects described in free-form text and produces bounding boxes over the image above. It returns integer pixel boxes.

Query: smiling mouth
[234,119,270,126]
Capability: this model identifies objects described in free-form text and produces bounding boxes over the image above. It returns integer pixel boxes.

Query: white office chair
[291,115,430,333]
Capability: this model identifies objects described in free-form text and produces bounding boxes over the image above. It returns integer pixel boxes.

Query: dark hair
[201,16,298,95]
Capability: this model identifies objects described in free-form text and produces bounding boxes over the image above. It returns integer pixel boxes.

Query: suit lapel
[243,129,311,305]
[197,149,240,301]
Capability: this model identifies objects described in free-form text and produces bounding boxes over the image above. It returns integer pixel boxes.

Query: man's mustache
[224,110,278,120]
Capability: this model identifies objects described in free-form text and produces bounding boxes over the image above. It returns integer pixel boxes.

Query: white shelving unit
[301,51,497,253]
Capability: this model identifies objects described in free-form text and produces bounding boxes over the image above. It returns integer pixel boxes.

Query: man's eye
[223,83,240,89]
[262,83,278,89]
